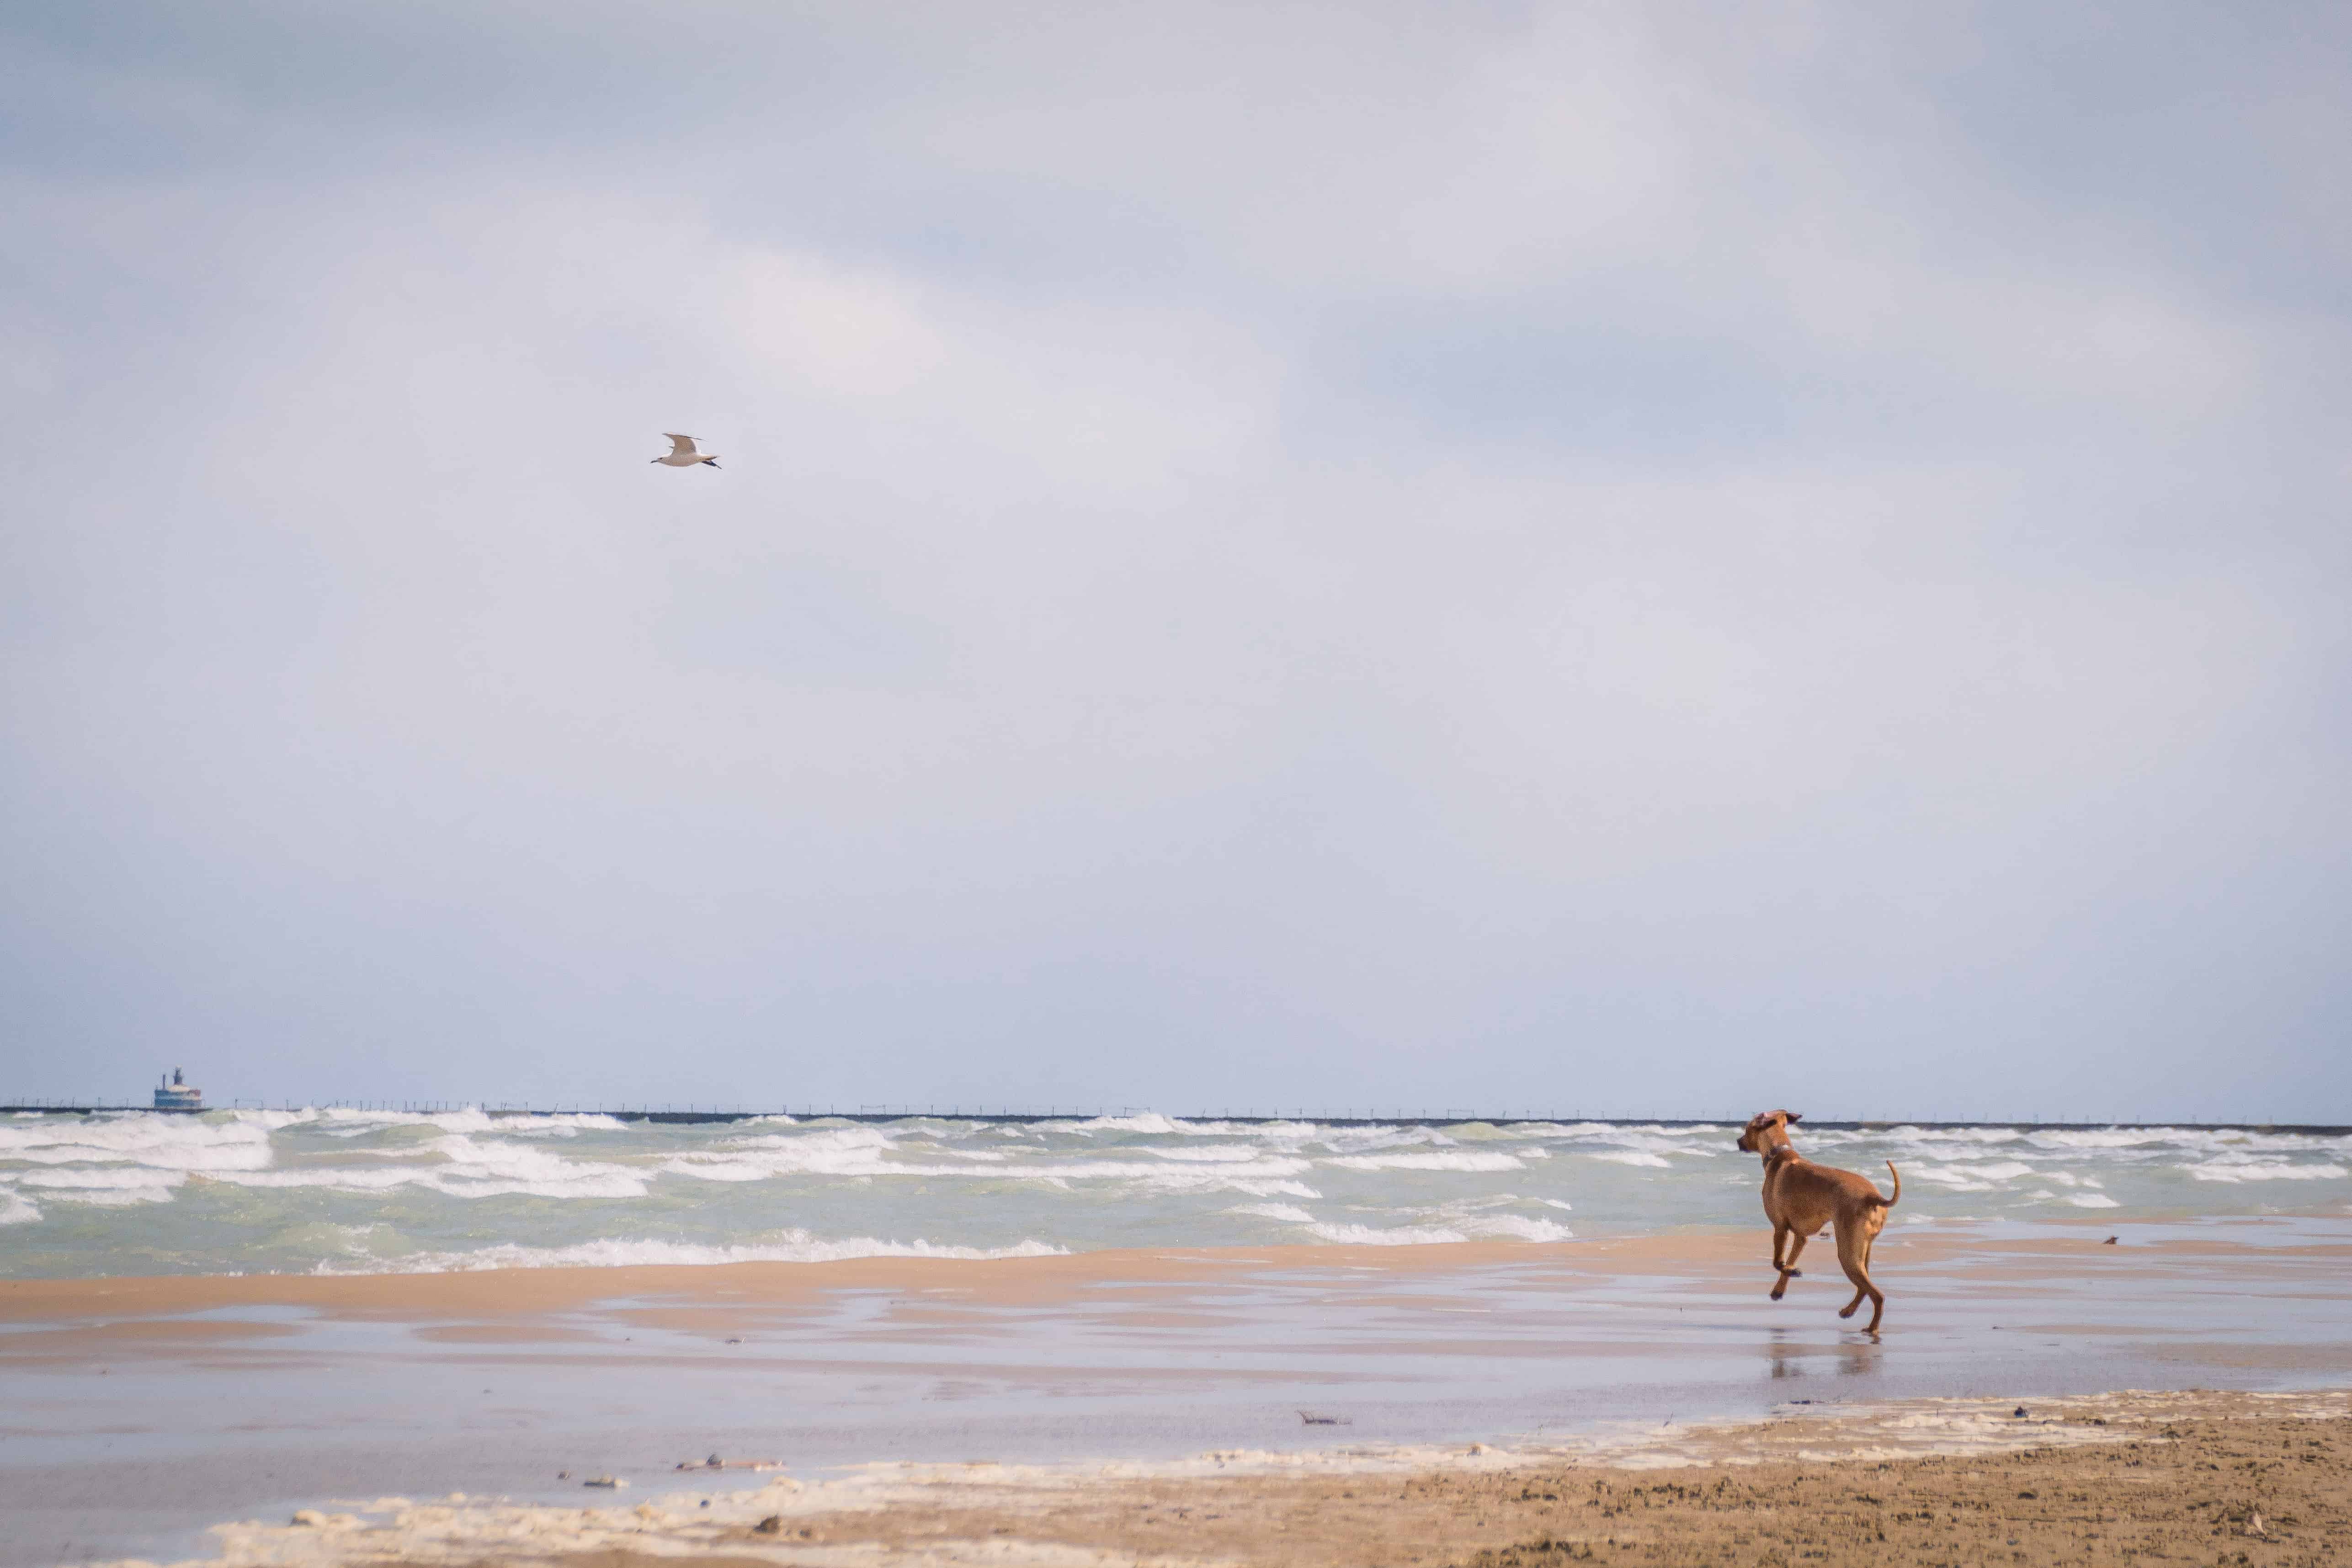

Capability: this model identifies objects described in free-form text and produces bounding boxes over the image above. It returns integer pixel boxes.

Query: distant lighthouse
[154,1068,203,1112]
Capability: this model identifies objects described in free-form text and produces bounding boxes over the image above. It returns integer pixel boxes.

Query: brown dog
[1735,1111,1900,1333]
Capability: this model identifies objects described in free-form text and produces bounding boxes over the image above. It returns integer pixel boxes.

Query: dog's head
[1735,1110,1802,1153]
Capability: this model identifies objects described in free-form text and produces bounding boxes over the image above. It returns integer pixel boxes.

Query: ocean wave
[1466,1214,1575,1242]
[1072,1113,1323,1138]
[5,1107,2344,1279]
[204,1134,654,1200]
[221,1168,652,1201]
[2183,1161,2348,1183]
[2019,1128,2176,1151]
[1908,1161,2035,1189]
[1808,1125,2024,1148]
[305,1107,629,1136]
[1556,1124,1724,1162]
[1322,1152,1521,1173]
[328,1231,1070,1274]
[1300,1214,1573,1246]
[1302,1221,1475,1245]
[662,1132,1320,1195]
[1141,1144,1281,1164]
[17,1165,187,1198]
[0,1115,276,1172]
[1071,1112,1189,1134]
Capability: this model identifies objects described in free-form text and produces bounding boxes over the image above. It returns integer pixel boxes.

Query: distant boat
[154,1068,202,1112]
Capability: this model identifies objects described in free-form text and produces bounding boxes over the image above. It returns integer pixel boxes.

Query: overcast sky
[3,2,2347,1120]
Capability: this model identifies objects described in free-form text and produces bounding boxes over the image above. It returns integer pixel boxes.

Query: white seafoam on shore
[0,1110,2345,1278]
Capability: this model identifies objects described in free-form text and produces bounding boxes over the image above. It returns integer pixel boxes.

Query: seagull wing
[663,433,700,457]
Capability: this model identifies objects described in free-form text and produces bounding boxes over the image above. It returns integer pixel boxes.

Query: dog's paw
[1836,1303,1858,1318]
[1785,1269,1802,1278]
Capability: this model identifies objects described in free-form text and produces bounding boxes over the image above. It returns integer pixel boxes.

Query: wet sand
[5,1222,2348,1566]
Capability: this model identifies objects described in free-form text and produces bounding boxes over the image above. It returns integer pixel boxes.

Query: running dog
[1735,1110,1900,1333]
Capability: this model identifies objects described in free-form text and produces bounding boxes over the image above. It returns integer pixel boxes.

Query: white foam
[343,1231,1070,1274]
[1228,1202,1317,1224]
[1582,1150,1671,1168]
[2066,1193,2121,1207]
[0,1186,41,1224]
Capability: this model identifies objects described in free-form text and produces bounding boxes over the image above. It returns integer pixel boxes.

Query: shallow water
[3,1109,2347,1277]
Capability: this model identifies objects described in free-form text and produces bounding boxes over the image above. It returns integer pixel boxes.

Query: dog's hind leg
[1832,1222,1884,1332]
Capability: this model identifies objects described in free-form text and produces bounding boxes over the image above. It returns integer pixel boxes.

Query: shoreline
[10,1217,2349,1323]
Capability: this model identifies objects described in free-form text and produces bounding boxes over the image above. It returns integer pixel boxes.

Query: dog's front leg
[1771,1228,1811,1299]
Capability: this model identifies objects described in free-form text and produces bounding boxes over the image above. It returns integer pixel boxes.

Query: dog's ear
[1783,1111,1803,1125]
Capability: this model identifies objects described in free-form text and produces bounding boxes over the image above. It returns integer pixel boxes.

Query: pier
[0,1100,2340,1135]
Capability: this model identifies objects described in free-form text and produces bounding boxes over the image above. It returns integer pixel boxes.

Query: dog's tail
[1873,1160,1901,1208]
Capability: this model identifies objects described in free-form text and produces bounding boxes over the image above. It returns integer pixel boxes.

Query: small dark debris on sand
[676,1453,784,1471]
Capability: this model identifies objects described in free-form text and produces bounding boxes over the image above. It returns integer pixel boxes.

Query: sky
[3,2,2348,1121]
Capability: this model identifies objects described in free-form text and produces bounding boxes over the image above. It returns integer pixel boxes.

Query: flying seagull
[652,433,719,468]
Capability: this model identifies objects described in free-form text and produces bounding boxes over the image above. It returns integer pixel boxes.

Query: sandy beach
[166,1387,2350,1567]
[5,1223,2349,1566]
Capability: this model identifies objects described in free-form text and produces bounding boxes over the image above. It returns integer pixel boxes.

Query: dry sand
[146,1388,2348,1568]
